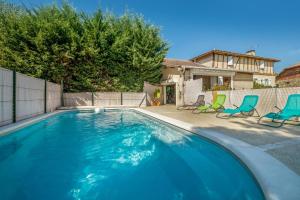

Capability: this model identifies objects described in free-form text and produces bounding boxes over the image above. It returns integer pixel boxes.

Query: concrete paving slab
[142,105,300,176]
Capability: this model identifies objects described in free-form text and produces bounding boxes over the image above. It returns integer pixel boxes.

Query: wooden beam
[212,52,215,68]
[234,57,240,69]
[222,54,225,68]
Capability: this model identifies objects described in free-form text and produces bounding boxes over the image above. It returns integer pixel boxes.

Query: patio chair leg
[258,117,286,128]
[278,120,286,127]
[254,109,260,117]
[257,116,263,124]
[216,112,232,119]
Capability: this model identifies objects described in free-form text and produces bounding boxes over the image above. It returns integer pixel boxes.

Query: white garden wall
[0,67,62,126]
[143,82,163,105]
[63,92,147,107]
[94,92,121,106]
[202,87,300,115]
[47,82,62,112]
[63,92,93,106]
[16,73,45,121]
[0,67,13,126]
[183,79,203,105]
[122,92,146,107]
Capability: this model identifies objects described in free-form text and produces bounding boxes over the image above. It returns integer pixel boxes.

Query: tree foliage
[0,1,168,92]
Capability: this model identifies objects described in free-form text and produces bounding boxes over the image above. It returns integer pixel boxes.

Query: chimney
[246,50,256,56]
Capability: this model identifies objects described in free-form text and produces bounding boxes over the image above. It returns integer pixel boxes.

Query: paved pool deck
[142,105,300,176]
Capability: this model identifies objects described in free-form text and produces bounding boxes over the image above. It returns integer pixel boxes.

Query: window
[218,76,224,85]
[264,79,269,85]
[193,75,202,80]
[260,79,264,84]
[260,61,265,70]
[228,56,233,66]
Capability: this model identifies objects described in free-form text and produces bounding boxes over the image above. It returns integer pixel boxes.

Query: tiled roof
[277,62,300,80]
[281,62,300,71]
[163,58,202,67]
[191,49,280,62]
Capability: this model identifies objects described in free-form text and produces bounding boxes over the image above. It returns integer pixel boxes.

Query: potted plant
[152,89,161,106]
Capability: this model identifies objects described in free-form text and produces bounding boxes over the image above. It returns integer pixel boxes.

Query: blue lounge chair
[216,95,260,118]
[258,94,300,127]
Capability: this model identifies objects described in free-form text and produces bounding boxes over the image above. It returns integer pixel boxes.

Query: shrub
[253,82,272,89]
[0,1,168,92]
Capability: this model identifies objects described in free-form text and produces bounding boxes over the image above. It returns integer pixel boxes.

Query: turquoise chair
[217,95,260,118]
[258,94,300,127]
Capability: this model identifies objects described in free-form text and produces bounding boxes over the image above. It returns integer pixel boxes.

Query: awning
[188,67,236,77]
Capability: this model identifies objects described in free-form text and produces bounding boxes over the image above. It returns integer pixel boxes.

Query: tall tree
[0,1,168,92]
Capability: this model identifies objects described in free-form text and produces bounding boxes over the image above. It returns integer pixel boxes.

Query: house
[277,62,300,87]
[159,49,279,106]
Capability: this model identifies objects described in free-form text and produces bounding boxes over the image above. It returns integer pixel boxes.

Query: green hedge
[0,1,168,92]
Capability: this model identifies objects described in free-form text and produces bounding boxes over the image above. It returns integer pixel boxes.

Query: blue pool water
[0,110,264,200]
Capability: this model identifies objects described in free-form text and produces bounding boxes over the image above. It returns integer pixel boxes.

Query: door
[166,85,176,104]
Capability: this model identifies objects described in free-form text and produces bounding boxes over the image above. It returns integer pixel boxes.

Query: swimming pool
[0,110,264,200]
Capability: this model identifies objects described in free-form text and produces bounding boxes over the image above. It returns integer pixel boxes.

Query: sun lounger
[258,94,300,127]
[177,95,205,110]
[216,95,260,118]
[192,94,226,113]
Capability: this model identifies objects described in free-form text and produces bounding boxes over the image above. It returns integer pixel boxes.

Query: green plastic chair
[217,95,260,118]
[193,94,226,113]
[258,94,300,127]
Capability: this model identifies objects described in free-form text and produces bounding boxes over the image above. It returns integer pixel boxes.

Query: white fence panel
[16,73,45,121]
[202,87,300,116]
[183,79,202,105]
[94,92,121,106]
[122,92,146,107]
[63,92,146,107]
[63,92,92,106]
[0,67,13,126]
[276,87,300,109]
[47,82,61,112]
[143,82,163,105]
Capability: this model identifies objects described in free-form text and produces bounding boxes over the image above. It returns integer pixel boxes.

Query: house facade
[277,62,300,87]
[160,49,279,106]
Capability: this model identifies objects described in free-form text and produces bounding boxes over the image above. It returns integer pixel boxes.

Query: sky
[9,0,300,72]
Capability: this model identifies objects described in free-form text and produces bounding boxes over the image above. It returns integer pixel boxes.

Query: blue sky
[10,0,300,72]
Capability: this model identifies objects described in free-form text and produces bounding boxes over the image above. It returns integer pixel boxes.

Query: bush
[253,82,272,89]
[0,1,168,92]
[211,85,230,91]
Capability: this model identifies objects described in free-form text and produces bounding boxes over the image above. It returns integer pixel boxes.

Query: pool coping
[134,108,300,200]
[1,108,300,200]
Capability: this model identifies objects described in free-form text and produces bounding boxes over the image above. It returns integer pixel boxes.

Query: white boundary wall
[47,82,62,112]
[122,92,146,106]
[63,92,93,106]
[0,67,61,126]
[201,87,300,115]
[0,68,13,126]
[94,92,121,106]
[63,92,147,107]
[16,73,45,121]
[183,79,203,105]
[143,82,163,105]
